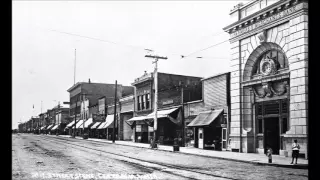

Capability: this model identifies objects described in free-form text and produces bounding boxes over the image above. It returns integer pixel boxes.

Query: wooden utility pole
[74,49,76,85]
[113,80,117,143]
[181,83,185,147]
[145,54,167,148]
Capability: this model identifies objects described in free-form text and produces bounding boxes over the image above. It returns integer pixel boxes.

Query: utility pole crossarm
[145,55,168,60]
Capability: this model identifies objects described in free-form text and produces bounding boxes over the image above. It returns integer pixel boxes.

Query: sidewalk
[58,135,308,169]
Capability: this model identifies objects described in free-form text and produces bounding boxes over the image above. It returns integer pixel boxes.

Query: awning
[146,107,179,119]
[83,118,93,128]
[126,116,149,122]
[90,122,102,129]
[46,124,54,130]
[187,109,224,127]
[75,120,84,129]
[66,120,78,128]
[51,125,59,130]
[105,115,116,128]
[97,122,108,129]
[40,126,46,130]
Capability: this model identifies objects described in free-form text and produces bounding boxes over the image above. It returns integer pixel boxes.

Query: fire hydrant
[266,148,273,163]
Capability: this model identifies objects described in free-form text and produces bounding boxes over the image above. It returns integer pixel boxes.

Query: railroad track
[32,135,236,180]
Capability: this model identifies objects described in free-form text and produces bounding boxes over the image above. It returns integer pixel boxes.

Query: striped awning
[105,115,116,128]
[90,122,102,129]
[51,125,59,130]
[66,120,78,128]
[83,118,93,128]
[75,120,84,129]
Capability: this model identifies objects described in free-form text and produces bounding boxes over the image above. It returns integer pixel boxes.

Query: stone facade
[223,0,308,158]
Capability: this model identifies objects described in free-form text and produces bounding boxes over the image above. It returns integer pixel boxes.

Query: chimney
[144,71,147,75]
[89,78,91,83]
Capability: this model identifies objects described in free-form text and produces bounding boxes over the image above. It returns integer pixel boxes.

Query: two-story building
[127,71,202,145]
[223,0,308,158]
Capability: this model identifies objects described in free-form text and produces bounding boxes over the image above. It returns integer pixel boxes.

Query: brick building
[127,71,202,145]
[223,0,308,158]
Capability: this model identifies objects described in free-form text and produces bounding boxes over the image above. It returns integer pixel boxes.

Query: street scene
[13,133,308,180]
[13,0,309,179]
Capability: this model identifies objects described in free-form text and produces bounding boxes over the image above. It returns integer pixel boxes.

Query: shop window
[258,118,263,133]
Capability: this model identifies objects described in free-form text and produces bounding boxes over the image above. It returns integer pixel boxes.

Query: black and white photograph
[12,0,309,179]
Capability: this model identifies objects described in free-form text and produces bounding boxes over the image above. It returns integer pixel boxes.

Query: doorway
[264,117,279,154]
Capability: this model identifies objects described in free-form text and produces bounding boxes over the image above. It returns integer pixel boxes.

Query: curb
[60,135,308,169]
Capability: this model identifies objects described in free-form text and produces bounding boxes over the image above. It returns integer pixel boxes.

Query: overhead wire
[43,27,230,60]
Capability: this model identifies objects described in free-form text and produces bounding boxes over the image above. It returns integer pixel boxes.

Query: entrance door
[264,117,280,154]
[222,128,227,150]
[198,128,204,149]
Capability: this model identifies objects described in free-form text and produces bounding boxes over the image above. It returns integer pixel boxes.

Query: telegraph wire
[44,27,230,60]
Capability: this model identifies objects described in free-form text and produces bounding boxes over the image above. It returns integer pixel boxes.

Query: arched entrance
[242,42,290,154]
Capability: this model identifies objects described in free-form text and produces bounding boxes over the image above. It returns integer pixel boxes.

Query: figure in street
[291,139,300,164]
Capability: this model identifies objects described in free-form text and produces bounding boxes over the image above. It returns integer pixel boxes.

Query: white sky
[12,0,248,129]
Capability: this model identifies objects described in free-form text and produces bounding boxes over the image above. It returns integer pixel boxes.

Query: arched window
[252,50,288,75]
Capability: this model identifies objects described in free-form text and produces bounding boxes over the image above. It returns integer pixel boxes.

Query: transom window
[252,50,288,75]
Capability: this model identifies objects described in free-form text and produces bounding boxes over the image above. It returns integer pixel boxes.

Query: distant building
[66,79,134,136]
[223,0,308,158]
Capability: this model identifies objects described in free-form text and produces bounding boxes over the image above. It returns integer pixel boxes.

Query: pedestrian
[266,147,273,163]
[291,139,300,164]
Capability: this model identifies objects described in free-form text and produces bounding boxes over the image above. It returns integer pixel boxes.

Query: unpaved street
[12,134,308,180]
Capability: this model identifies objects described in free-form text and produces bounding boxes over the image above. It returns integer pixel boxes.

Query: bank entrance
[255,99,288,155]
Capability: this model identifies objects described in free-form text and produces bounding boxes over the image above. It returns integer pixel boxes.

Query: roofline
[67,82,129,92]
[201,72,231,81]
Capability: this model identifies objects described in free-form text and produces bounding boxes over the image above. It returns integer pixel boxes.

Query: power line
[181,39,229,59]
[44,27,230,61]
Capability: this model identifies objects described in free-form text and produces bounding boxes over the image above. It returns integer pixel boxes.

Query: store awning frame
[187,109,224,127]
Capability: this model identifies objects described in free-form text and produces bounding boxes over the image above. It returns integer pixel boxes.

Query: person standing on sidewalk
[266,147,273,163]
[291,139,300,164]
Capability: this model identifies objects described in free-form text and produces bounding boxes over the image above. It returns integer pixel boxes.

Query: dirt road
[12,134,308,180]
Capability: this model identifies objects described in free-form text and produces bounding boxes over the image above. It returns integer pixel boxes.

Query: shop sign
[162,99,174,105]
[231,3,303,38]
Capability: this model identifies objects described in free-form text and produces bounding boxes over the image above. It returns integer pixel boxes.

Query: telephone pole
[145,54,167,148]
[113,80,117,143]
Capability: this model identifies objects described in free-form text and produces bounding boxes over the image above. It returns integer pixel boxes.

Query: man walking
[291,139,300,164]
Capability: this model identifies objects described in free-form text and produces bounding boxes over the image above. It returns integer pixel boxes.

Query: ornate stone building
[223,0,308,159]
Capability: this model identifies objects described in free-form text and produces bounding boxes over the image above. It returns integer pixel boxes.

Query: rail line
[34,135,237,180]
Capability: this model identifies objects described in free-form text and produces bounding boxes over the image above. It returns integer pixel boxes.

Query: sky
[12,0,248,129]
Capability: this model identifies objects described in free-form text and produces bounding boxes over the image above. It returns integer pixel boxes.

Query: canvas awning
[146,107,179,119]
[75,120,84,129]
[40,126,46,130]
[51,125,59,130]
[66,120,78,128]
[83,118,93,128]
[105,114,116,128]
[46,124,54,130]
[126,116,149,122]
[187,109,224,127]
[97,122,108,129]
[90,122,102,129]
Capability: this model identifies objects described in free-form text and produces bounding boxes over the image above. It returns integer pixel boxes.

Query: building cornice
[223,0,307,41]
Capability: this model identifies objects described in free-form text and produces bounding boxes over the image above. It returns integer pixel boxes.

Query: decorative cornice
[223,0,307,40]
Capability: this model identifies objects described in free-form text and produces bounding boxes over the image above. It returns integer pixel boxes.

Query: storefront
[188,109,226,150]
[223,0,308,158]
[127,107,182,145]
